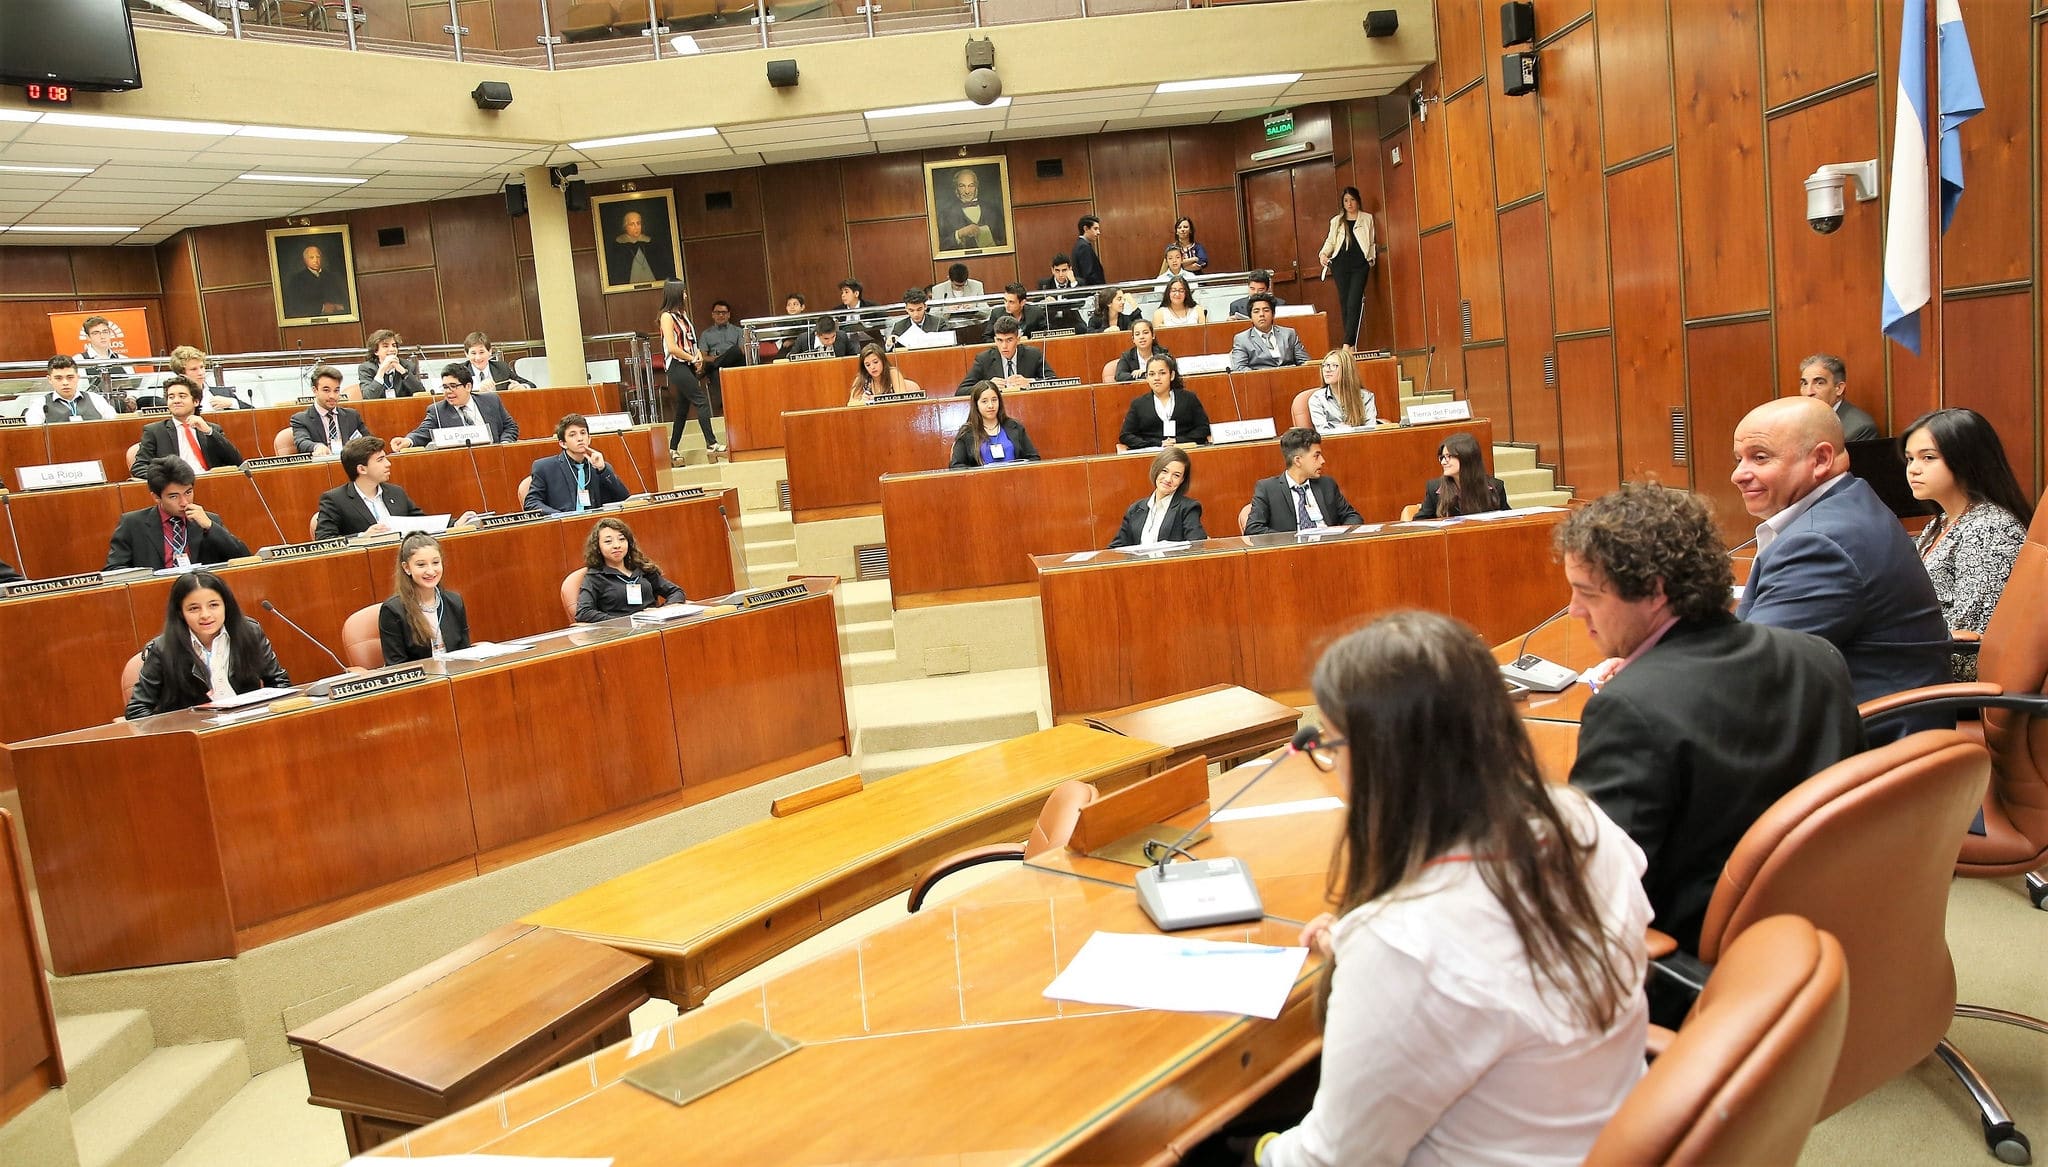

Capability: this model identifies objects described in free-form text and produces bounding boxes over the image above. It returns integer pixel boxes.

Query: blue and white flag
[1883,0,1983,353]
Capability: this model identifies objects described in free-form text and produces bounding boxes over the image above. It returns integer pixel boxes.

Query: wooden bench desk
[1084,683,1302,771]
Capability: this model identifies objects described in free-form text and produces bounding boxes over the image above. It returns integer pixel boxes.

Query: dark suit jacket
[575,565,686,623]
[525,452,629,514]
[1118,388,1211,449]
[290,405,372,454]
[956,346,1056,393]
[949,418,1041,468]
[356,358,427,399]
[131,417,245,478]
[1113,344,1172,382]
[460,359,536,390]
[1108,496,1207,548]
[1244,474,1363,533]
[1836,399,1880,442]
[1736,474,1951,737]
[378,591,470,664]
[1415,476,1509,519]
[406,394,518,447]
[1011,303,1051,337]
[106,506,252,571]
[1072,237,1106,287]
[783,331,860,360]
[1569,616,1864,952]
[1227,293,1287,319]
[125,621,290,720]
[314,482,426,539]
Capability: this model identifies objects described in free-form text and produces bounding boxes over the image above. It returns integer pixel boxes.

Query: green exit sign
[1263,111,1294,139]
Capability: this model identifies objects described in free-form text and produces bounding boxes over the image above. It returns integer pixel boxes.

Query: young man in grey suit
[1796,353,1879,441]
[290,366,374,455]
[1227,293,1311,371]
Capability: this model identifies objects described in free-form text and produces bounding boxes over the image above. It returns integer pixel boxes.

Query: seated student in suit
[460,331,537,392]
[956,316,1056,394]
[291,365,374,455]
[1152,276,1206,330]
[107,458,253,571]
[380,532,470,663]
[526,413,630,515]
[315,437,427,539]
[1111,319,1172,383]
[1227,270,1288,320]
[125,570,291,720]
[130,376,245,478]
[1095,288,1144,334]
[786,314,861,360]
[1118,355,1211,451]
[1415,432,1509,519]
[1228,293,1311,371]
[1797,353,1879,441]
[1247,611,1650,1167]
[167,345,252,411]
[1108,447,1207,548]
[997,284,1051,338]
[27,356,117,424]
[1557,484,1861,959]
[1901,407,2034,681]
[398,364,519,449]
[1038,253,1083,294]
[574,517,687,622]
[928,264,987,325]
[1307,346,1378,431]
[888,290,942,350]
[1732,396,1950,737]
[356,330,427,399]
[949,381,1041,469]
[1245,427,1363,534]
[74,316,135,398]
[848,344,917,405]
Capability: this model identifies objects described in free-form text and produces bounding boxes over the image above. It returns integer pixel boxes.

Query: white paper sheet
[1119,540,1191,554]
[203,686,299,710]
[1064,550,1100,564]
[629,603,705,624]
[1462,505,1567,521]
[1211,796,1345,823]
[1044,932,1309,1020]
[439,641,519,661]
[385,514,451,535]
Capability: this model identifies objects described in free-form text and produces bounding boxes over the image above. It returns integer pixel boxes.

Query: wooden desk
[1494,616,1602,784]
[1084,683,1302,771]
[523,723,1170,1006]
[0,808,63,1127]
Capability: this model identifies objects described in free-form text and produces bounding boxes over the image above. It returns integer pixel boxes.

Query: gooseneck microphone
[241,465,289,547]
[1,491,27,580]
[1500,604,1579,693]
[718,502,748,586]
[1146,725,1323,866]
[461,436,489,514]
[259,599,353,696]
[612,429,650,497]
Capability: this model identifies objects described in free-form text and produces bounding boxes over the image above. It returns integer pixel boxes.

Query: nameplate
[1035,328,1077,339]
[638,487,706,503]
[326,665,429,701]
[478,509,549,530]
[869,391,924,404]
[787,349,835,362]
[1275,304,1315,318]
[736,583,808,610]
[1034,377,1082,389]
[1404,400,1474,425]
[585,411,633,434]
[258,536,351,560]
[245,453,315,469]
[2,571,106,596]
[296,394,317,405]
[17,461,107,491]
[0,417,23,428]
[431,424,490,448]
[1211,418,1279,444]
[138,405,170,416]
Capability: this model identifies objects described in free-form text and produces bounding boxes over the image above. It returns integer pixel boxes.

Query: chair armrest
[907,844,1027,913]
[1645,928,1678,959]
[1859,683,2048,729]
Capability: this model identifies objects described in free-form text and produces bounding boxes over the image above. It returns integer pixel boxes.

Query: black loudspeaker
[766,59,799,88]
[376,226,406,247]
[563,180,589,213]
[1502,52,1537,95]
[1500,1,1534,46]
[470,80,514,110]
[505,184,528,218]
[1363,9,1398,37]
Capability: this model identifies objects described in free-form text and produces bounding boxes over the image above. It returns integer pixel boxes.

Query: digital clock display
[22,83,74,105]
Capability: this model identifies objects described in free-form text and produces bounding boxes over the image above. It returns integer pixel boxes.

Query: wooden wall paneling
[841,154,928,222]
[1419,227,1467,393]
[192,223,275,289]
[672,169,765,239]
[1463,345,1511,441]
[1435,0,1487,93]
[1607,156,1689,485]
[0,806,62,1120]
[347,202,436,274]
[1288,161,1343,335]
[1012,202,1093,289]
[1761,0,1876,109]
[349,0,409,40]
[1244,168,1297,298]
[353,268,445,352]
[1938,0,2031,288]
[1169,125,1237,192]
[430,195,524,346]
[1940,291,2037,496]
[929,255,1020,301]
[158,236,206,351]
[1671,0,1771,318]
[0,300,77,363]
[199,286,282,356]
[572,250,605,346]
[512,211,534,259]
[1684,319,1777,535]
[1767,84,1883,415]
[1887,318,1940,443]
[1538,22,1610,335]
[1498,200,1558,460]
[847,218,938,312]
[761,160,849,307]
[409,0,497,48]
[1556,333,1619,495]
[1089,131,1174,285]
[1231,106,1334,175]
[1411,66,1455,231]
[69,247,159,295]
[602,287,665,337]
[1380,127,1426,352]
[517,255,539,342]
[1009,136,1094,206]
[1485,47,1546,205]
[2040,14,2047,493]
[1596,0,1674,164]
[1345,105,1396,351]
[1533,0,1590,28]
[682,234,772,321]
[0,248,74,293]
[1174,189,1243,276]
[493,0,548,56]
[1445,91,1505,344]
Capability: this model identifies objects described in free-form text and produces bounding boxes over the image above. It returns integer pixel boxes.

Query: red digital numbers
[22,84,74,105]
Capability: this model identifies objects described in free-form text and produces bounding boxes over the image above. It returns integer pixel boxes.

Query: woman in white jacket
[1318,187,1377,348]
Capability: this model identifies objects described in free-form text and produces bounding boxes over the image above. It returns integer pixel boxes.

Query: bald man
[1731,396,1949,739]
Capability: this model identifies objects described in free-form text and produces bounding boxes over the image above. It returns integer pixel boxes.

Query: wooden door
[1242,161,1342,351]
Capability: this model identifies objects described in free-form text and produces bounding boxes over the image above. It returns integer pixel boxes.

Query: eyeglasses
[1438,453,1456,463]
[1306,733,1347,772]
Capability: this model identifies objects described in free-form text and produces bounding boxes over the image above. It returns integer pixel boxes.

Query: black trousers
[667,365,716,449]
[1331,259,1370,348]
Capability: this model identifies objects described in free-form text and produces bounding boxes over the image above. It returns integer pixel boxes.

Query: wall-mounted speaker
[470,81,513,110]
[1363,9,1398,37]
[505,184,527,217]
[376,226,406,247]
[766,59,799,88]
[1035,158,1063,180]
[1500,1,1534,47]
[563,180,589,213]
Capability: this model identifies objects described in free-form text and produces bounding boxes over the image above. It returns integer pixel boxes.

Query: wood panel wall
[0,247,165,364]
[1382,0,2045,511]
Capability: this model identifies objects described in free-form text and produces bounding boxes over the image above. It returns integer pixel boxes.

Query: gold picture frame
[594,189,685,293]
[267,224,360,327]
[925,156,1015,261]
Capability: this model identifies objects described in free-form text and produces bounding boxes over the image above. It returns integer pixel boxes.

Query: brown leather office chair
[906,780,1097,912]
[119,651,144,708]
[340,382,363,401]
[340,604,383,671]
[1399,503,1421,521]
[308,514,320,541]
[1289,389,1313,430]
[125,443,140,471]
[272,427,296,457]
[560,569,586,622]
[1237,502,1252,533]
[1586,915,1848,1167]
[1101,358,1119,385]
[516,475,534,512]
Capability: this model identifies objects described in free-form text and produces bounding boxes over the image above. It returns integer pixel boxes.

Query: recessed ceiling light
[39,111,239,135]
[0,224,138,233]
[569,127,719,150]
[865,98,1011,120]
[238,173,366,185]
[1155,73,1301,94]
[0,163,94,175]
[235,126,406,144]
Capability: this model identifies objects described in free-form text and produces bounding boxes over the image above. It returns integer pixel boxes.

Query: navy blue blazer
[405,394,518,447]
[525,452,630,514]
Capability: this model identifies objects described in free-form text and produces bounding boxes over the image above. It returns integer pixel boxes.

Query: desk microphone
[1,491,26,580]
[241,465,288,547]
[718,502,748,586]
[612,428,650,497]
[1726,534,1759,557]
[1500,604,1578,693]
[259,599,352,696]
[461,436,489,514]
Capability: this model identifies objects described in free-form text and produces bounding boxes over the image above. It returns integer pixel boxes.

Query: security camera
[1803,160,1878,235]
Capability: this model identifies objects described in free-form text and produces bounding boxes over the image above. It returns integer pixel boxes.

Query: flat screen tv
[0,0,143,92]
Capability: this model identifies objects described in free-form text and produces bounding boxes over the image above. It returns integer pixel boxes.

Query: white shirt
[1284,473,1326,528]
[1264,790,1651,1167]
[1157,305,1201,327]
[355,484,391,525]
[172,418,208,472]
[1753,472,1849,556]
[419,590,445,654]
[192,631,236,701]
[1140,493,1174,545]
[1309,386,1378,431]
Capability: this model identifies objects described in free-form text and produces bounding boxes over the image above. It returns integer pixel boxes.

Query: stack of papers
[439,641,520,662]
[630,603,706,624]
[1043,932,1309,1019]
[204,686,299,710]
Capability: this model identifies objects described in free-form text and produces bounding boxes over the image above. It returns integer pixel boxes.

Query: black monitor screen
[1846,438,1934,520]
[0,0,142,92]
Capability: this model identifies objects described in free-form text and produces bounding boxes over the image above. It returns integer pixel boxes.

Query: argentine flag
[1882,0,1984,353]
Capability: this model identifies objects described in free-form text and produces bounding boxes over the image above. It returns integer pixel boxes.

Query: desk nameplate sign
[787,349,835,363]
[1035,328,1078,340]
[18,461,107,491]
[245,453,316,469]
[295,395,317,405]
[623,1023,801,1108]
[1403,400,1474,425]
[1,571,108,597]
[869,391,925,404]
[326,665,429,701]
[1210,419,1278,444]
[258,536,352,560]
[736,583,807,611]
[631,488,705,504]
[478,509,549,530]
[429,425,490,449]
[0,417,24,429]
[584,412,633,434]
[137,405,170,416]
[1034,377,1083,389]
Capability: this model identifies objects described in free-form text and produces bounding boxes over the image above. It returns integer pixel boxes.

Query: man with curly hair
[1555,483,1863,957]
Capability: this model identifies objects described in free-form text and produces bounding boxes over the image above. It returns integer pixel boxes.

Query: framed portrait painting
[594,189,684,293]
[925,156,1015,261]
[268,225,360,327]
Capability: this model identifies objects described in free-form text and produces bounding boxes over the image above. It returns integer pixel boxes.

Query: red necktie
[182,422,209,470]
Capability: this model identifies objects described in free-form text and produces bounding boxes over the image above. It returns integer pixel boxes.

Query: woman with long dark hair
[1117,354,1211,451]
[848,343,914,405]
[576,516,686,622]
[948,381,1040,468]
[1317,186,1376,347]
[1250,611,1649,1166]
[126,571,290,719]
[659,280,722,460]
[1902,407,2034,678]
[1415,431,1508,518]
[1168,216,1209,274]
[1111,319,1172,383]
[380,533,471,664]
[1152,276,1206,329]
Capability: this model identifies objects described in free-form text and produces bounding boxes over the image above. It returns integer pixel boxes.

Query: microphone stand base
[1135,857,1265,932]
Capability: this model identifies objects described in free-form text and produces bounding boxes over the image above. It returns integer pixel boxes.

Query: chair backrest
[125,442,140,469]
[1237,502,1252,533]
[1101,358,1119,385]
[1697,728,1988,1118]
[340,382,363,401]
[517,475,533,512]
[120,651,144,705]
[272,427,296,457]
[308,513,320,541]
[1400,503,1420,521]
[560,568,587,622]
[1973,488,2048,852]
[1289,389,1313,430]
[1585,915,1848,1167]
[1025,780,1098,857]
[340,604,383,671]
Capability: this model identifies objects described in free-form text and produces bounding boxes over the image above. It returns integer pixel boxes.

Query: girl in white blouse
[1255,611,1651,1167]
[1307,346,1378,431]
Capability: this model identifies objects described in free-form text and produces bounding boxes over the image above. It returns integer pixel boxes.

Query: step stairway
[50,1009,250,1167]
